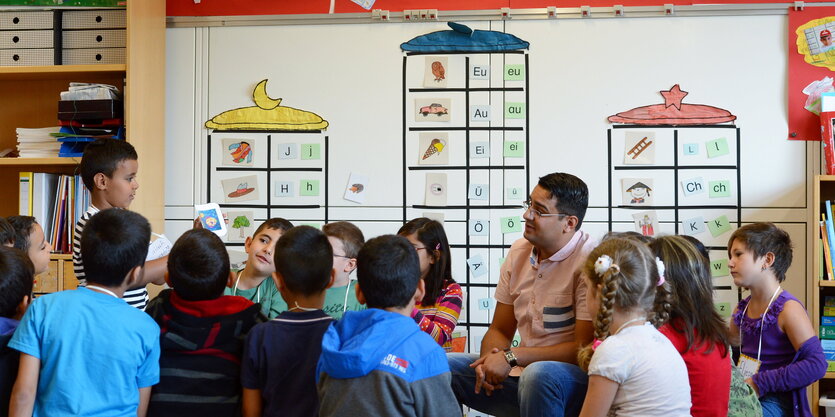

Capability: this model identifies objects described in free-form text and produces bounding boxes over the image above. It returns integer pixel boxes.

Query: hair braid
[578,265,621,371]
[650,282,672,327]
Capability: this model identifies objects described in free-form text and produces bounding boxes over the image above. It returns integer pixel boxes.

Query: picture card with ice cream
[418,132,449,165]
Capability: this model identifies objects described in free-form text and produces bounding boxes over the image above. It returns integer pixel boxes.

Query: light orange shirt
[494,230,595,348]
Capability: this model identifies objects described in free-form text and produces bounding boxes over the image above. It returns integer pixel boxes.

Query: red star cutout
[660,84,688,110]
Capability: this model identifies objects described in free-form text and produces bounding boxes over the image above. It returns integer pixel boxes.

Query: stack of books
[18,172,90,254]
[56,82,124,157]
[821,296,835,372]
[16,127,61,158]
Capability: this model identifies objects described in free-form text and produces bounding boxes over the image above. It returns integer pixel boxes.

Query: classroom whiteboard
[164,15,812,342]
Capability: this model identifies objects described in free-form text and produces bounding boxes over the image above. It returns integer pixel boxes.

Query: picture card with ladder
[623,131,656,165]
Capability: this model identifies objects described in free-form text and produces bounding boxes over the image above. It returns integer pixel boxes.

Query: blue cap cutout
[401,22,529,53]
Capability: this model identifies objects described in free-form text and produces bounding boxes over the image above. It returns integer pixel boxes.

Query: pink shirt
[494,230,595,348]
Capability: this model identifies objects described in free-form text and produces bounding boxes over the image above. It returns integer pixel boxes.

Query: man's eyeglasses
[333,254,352,259]
[522,200,569,219]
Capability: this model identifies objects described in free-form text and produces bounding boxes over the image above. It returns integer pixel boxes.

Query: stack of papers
[17,127,61,158]
[59,83,120,101]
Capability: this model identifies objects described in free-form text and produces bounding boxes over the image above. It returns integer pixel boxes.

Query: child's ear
[93,172,108,191]
[763,252,776,269]
[163,271,172,288]
[429,249,439,265]
[243,236,253,254]
[413,279,426,304]
[226,270,236,289]
[14,295,30,320]
[355,282,366,305]
[125,265,144,288]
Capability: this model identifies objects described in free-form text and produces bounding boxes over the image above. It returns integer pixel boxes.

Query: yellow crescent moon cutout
[252,79,282,110]
[204,79,329,131]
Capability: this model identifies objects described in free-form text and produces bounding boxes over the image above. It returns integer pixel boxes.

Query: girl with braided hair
[577,238,691,417]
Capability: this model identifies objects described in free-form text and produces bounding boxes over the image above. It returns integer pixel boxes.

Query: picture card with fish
[621,178,654,206]
[418,132,449,165]
[424,56,448,88]
[632,211,659,237]
[424,173,448,206]
[225,210,255,242]
[623,131,655,165]
[221,175,260,203]
[343,172,369,204]
[221,138,255,167]
[415,98,451,122]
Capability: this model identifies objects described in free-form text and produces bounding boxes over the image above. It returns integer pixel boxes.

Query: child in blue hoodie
[316,234,460,417]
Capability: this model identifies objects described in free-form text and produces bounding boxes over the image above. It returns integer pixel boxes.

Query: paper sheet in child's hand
[147,234,173,261]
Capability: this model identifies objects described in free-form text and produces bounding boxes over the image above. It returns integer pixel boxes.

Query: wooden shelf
[49,254,71,260]
[0,157,80,166]
[0,64,125,80]
[821,281,835,287]
[825,372,835,380]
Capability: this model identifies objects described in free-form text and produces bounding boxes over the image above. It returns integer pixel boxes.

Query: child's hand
[744,377,760,397]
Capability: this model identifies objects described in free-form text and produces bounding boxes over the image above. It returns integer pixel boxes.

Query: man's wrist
[503,347,518,367]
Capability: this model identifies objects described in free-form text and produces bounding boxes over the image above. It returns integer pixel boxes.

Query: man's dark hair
[0,247,34,318]
[7,216,38,251]
[81,209,150,287]
[274,226,332,296]
[168,229,230,301]
[537,172,589,229]
[79,138,138,191]
[0,217,16,247]
[253,217,294,237]
[356,234,420,309]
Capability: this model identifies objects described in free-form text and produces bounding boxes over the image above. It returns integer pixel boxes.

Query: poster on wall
[788,8,835,141]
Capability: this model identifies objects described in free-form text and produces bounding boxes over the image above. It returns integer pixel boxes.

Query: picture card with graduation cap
[623,131,656,165]
[415,98,451,122]
[424,173,448,206]
[225,210,255,242]
[423,56,448,88]
[221,174,261,204]
[418,132,449,165]
[221,138,256,167]
[621,178,654,206]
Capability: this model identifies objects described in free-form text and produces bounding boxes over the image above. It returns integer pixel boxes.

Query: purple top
[733,290,798,371]
[0,317,17,336]
[733,290,827,417]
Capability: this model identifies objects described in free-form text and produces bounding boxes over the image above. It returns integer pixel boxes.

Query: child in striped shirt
[398,218,463,351]
[72,139,167,310]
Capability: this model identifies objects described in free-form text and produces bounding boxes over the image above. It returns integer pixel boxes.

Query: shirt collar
[529,231,583,266]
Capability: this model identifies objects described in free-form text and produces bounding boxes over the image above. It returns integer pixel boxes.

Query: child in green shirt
[224,218,293,318]
[322,222,366,319]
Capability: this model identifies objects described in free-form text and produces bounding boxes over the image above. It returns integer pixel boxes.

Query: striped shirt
[73,205,148,310]
[412,280,463,351]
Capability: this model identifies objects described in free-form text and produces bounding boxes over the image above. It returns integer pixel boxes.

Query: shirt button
[538,274,542,278]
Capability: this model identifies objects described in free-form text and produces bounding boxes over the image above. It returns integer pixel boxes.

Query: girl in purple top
[729,223,826,417]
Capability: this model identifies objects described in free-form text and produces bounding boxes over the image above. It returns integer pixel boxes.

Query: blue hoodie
[316,308,460,417]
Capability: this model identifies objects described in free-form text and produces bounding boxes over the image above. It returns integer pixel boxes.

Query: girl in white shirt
[577,238,691,417]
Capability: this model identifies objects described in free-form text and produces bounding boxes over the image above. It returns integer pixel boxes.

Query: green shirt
[322,283,365,320]
[223,276,287,319]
